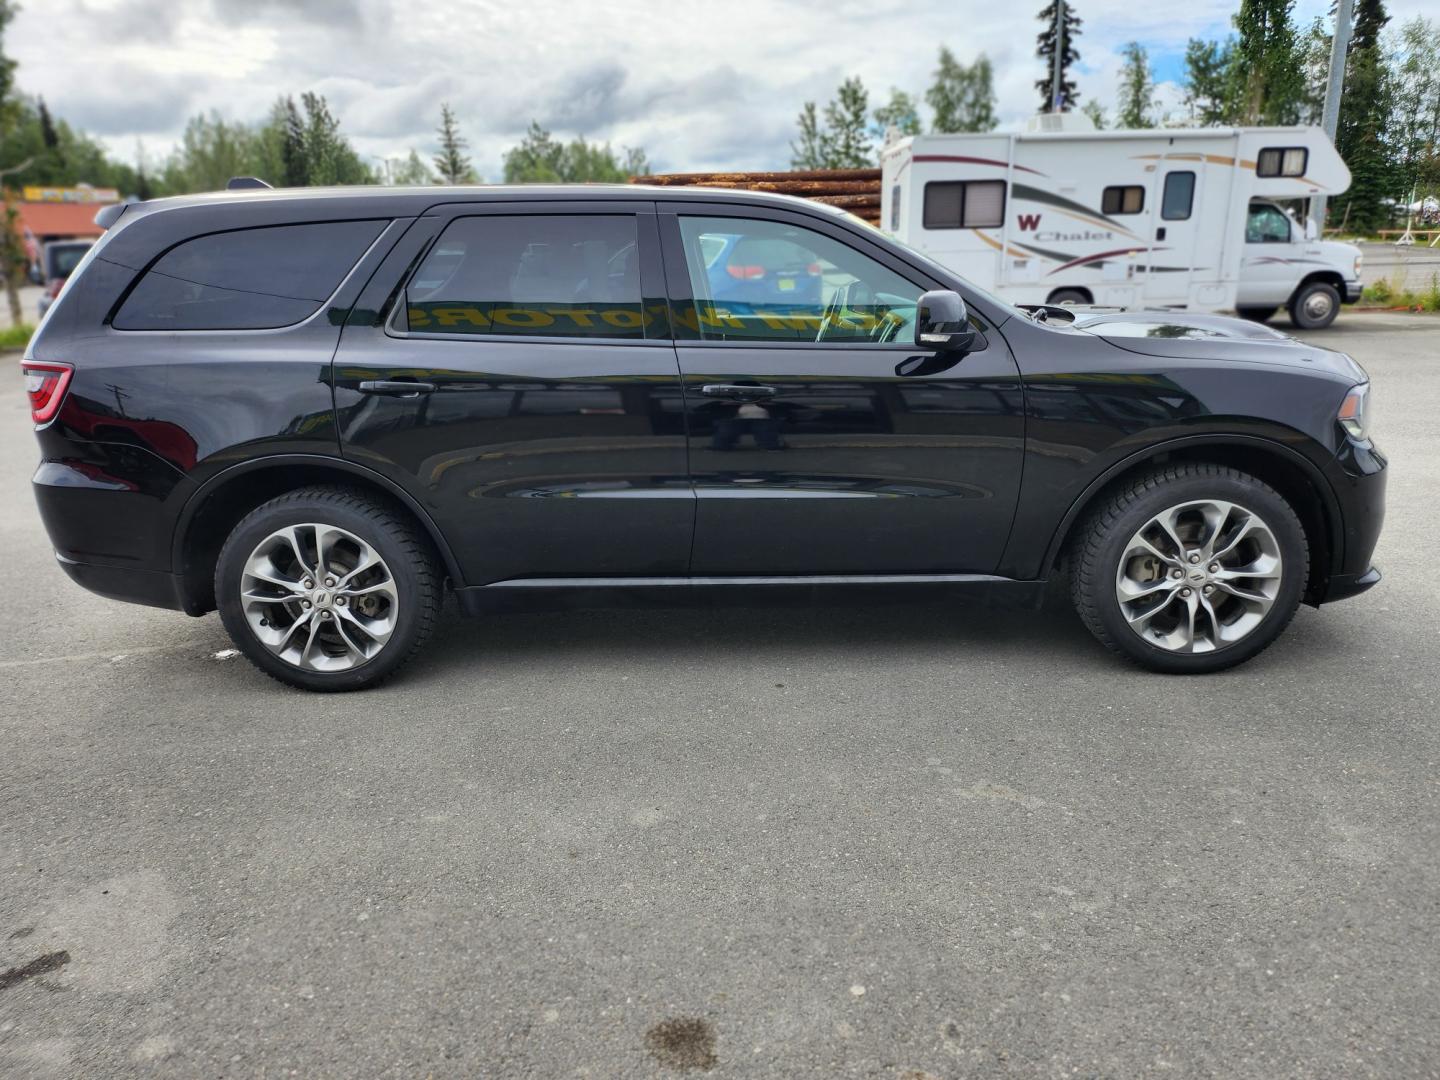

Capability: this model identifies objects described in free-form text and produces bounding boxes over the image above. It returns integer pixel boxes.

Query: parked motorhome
[879,118,1363,328]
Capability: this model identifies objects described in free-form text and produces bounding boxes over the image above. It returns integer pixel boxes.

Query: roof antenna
[226,177,272,190]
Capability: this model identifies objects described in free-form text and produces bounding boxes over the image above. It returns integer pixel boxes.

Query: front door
[333,201,692,586]
[659,205,1025,576]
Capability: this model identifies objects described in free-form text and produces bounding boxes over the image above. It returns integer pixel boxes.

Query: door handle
[357,379,436,396]
[700,384,778,400]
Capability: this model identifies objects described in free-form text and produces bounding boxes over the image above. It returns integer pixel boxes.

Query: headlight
[1338,382,1370,440]
[1354,252,1363,277]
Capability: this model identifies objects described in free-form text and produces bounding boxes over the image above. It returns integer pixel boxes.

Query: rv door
[1144,163,1201,307]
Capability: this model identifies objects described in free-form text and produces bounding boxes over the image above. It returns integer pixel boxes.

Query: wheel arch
[1290,270,1345,304]
[1043,435,1342,604]
[171,454,464,615]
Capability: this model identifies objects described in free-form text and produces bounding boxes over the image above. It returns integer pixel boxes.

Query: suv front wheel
[1070,465,1308,673]
[215,486,442,691]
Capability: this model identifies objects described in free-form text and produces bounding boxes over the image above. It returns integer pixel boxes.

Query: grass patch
[0,323,35,350]
[1360,274,1440,311]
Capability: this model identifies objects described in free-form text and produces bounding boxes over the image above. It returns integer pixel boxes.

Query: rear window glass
[404,215,646,339]
[113,220,385,331]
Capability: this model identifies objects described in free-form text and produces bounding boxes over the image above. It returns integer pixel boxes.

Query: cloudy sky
[10,0,1435,180]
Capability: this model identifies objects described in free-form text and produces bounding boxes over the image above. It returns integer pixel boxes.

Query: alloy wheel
[240,523,399,672]
[1114,499,1284,654]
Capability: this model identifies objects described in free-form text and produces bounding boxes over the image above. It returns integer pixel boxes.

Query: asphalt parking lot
[2,312,1437,1078]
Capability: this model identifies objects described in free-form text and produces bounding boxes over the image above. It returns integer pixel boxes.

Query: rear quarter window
[113,220,386,331]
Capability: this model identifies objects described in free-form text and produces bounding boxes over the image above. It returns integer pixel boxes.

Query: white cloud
[14,0,1439,180]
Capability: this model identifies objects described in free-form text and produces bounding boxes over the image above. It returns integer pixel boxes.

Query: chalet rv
[879,118,1363,328]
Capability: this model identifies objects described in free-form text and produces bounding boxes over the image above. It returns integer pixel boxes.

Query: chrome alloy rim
[1114,500,1283,654]
[240,523,398,672]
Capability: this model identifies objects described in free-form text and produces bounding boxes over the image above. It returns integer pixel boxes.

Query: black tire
[1237,306,1277,323]
[1288,281,1340,330]
[215,486,442,691]
[1047,288,1091,306]
[1069,464,1308,674]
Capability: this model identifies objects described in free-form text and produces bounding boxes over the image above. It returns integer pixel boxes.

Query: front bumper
[1323,564,1381,603]
[1343,279,1363,304]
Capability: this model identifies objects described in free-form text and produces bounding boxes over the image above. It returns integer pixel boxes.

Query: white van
[879,118,1363,328]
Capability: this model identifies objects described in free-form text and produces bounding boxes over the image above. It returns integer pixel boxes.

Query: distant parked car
[37,239,95,318]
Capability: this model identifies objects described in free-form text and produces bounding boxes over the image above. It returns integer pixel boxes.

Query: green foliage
[502,121,647,183]
[1389,17,1440,205]
[1360,274,1440,310]
[1115,42,1156,129]
[1080,99,1108,130]
[1228,0,1307,125]
[0,320,32,349]
[379,149,434,186]
[1333,0,1395,233]
[926,48,997,134]
[433,103,476,184]
[1361,277,1393,303]
[1182,37,1233,125]
[1035,1,1082,111]
[1424,274,1440,313]
[822,77,872,168]
[871,89,921,142]
[790,79,873,169]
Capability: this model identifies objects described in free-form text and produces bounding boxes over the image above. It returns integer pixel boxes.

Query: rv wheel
[1289,282,1340,330]
[1047,289,1091,306]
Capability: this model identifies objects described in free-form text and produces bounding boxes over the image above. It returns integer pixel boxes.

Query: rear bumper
[54,552,186,611]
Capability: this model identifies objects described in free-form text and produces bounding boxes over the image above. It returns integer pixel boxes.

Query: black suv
[24,185,1385,690]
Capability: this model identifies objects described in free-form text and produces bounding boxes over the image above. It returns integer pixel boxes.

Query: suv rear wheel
[1070,465,1307,673]
[215,486,442,691]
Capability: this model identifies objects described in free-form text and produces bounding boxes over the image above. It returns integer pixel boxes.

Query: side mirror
[915,289,976,353]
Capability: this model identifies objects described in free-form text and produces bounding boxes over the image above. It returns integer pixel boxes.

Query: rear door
[333,200,692,586]
[659,202,1025,576]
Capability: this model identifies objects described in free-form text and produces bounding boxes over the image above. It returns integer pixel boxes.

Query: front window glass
[676,215,923,344]
[1246,204,1291,243]
[405,214,647,339]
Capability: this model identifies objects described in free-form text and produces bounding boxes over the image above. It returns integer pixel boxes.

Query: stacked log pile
[632,168,883,225]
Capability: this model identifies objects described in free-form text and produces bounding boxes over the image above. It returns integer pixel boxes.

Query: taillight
[725,264,766,280]
[22,362,73,425]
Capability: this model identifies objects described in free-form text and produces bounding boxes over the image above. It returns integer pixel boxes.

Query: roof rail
[226,176,273,190]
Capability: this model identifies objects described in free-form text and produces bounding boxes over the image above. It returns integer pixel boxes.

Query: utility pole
[1311,0,1353,235]
[1050,1,1065,112]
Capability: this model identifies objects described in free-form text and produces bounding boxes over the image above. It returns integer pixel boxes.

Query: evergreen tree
[1182,38,1233,124]
[1035,1,1082,111]
[37,96,58,150]
[1228,0,1306,125]
[433,103,476,184]
[790,102,825,169]
[1116,41,1156,128]
[871,88,922,142]
[1333,0,1394,231]
[927,47,997,133]
[821,77,872,168]
[501,122,647,183]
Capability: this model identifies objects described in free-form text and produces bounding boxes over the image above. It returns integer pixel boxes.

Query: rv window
[1256,147,1308,178]
[923,182,965,228]
[1161,172,1195,220]
[922,180,1006,229]
[963,181,1005,227]
[1102,186,1145,215]
[890,185,901,231]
